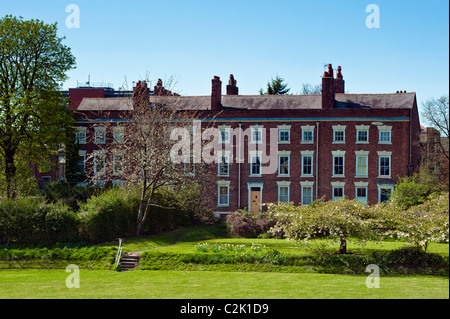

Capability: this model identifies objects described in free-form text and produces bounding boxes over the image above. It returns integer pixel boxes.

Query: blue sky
[1,0,449,117]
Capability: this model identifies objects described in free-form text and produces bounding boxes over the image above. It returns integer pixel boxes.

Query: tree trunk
[339,236,347,254]
[136,188,147,237]
[5,148,17,199]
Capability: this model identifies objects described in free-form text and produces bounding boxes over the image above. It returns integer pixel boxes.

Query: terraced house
[70,64,421,217]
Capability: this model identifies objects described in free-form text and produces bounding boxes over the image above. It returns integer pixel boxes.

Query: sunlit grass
[0,269,447,299]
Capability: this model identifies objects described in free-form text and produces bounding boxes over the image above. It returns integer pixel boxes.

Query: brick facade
[71,64,421,216]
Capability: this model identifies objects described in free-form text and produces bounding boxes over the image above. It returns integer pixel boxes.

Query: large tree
[421,94,449,160]
[259,75,290,95]
[0,16,76,198]
[87,80,215,236]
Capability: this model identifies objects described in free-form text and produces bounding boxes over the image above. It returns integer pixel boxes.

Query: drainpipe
[238,122,242,209]
[316,122,319,200]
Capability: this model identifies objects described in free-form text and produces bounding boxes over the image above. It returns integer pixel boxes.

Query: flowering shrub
[268,194,449,253]
[383,193,449,250]
[268,199,382,254]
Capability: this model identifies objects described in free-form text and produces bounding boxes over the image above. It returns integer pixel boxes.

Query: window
[378,125,392,144]
[218,152,229,176]
[219,126,231,144]
[217,181,230,206]
[250,152,261,176]
[354,182,368,203]
[301,125,314,143]
[113,126,125,143]
[356,187,367,202]
[332,187,344,201]
[278,152,290,176]
[278,125,291,143]
[356,125,370,143]
[77,150,86,174]
[332,125,346,143]
[332,151,346,177]
[378,151,392,178]
[277,181,290,203]
[76,127,87,144]
[113,151,124,175]
[278,187,289,203]
[301,186,313,205]
[379,131,391,143]
[378,184,394,203]
[251,126,263,144]
[301,151,314,176]
[93,150,105,175]
[94,126,106,144]
[379,157,390,177]
[355,151,369,177]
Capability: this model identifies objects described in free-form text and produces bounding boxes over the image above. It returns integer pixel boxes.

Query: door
[250,187,261,213]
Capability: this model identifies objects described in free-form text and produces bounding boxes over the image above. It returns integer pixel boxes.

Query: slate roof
[77,92,416,111]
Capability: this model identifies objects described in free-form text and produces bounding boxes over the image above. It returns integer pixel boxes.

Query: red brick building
[71,64,421,216]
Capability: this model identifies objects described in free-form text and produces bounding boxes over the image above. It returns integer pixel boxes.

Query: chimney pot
[226,74,239,95]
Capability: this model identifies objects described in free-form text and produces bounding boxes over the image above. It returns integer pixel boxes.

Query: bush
[0,197,79,245]
[78,186,140,242]
[141,183,215,235]
[42,180,96,210]
[226,210,274,238]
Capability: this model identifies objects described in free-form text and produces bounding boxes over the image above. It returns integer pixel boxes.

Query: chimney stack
[226,74,239,95]
[335,66,345,94]
[322,64,336,110]
[211,76,222,111]
[133,80,150,106]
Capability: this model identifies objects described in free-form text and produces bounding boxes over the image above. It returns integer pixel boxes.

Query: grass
[0,224,448,299]
[0,269,448,299]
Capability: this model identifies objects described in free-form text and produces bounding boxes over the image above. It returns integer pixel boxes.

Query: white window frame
[112,126,125,143]
[378,125,392,144]
[377,184,394,203]
[354,181,368,203]
[331,181,345,201]
[378,151,392,178]
[332,150,346,177]
[219,125,231,144]
[332,125,346,144]
[278,125,291,144]
[250,125,263,144]
[217,180,230,207]
[77,150,86,174]
[218,151,230,177]
[76,127,87,144]
[249,151,262,176]
[113,150,125,176]
[355,150,369,178]
[93,150,106,176]
[300,181,314,206]
[278,151,290,177]
[94,126,106,144]
[356,125,370,144]
[301,150,314,177]
[277,181,291,203]
[301,125,314,144]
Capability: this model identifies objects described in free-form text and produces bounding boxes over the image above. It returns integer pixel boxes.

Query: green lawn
[1,224,448,299]
[0,269,448,299]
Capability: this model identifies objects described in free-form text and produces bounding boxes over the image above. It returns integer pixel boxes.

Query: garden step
[119,255,140,271]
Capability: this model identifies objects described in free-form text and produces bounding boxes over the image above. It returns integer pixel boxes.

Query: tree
[0,16,76,198]
[421,95,449,160]
[86,80,214,236]
[259,76,290,95]
[268,199,378,254]
[300,83,322,95]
